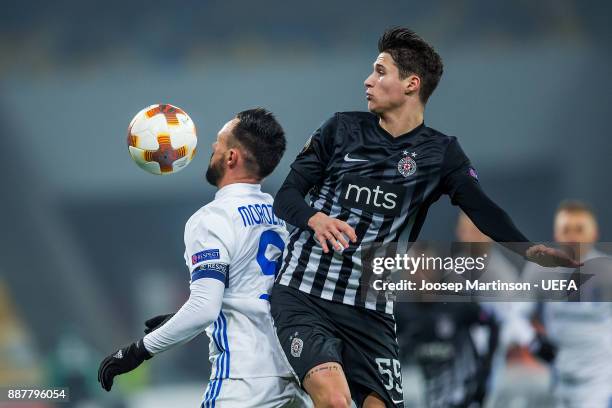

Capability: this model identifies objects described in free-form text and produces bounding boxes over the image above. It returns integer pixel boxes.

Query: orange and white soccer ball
[127,104,197,175]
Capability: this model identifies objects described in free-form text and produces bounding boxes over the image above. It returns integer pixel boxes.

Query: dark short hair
[378,27,443,104]
[231,108,286,179]
[556,199,596,218]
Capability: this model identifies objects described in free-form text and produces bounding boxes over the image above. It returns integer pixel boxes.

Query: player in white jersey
[98,108,311,408]
[520,201,612,408]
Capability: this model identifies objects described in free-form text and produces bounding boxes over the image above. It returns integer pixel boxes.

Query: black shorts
[270,283,404,407]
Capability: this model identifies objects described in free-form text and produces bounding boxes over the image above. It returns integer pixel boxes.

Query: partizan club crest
[291,332,304,358]
[397,151,417,177]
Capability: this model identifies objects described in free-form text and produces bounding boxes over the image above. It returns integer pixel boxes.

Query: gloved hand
[530,333,558,363]
[144,313,175,334]
[98,339,152,391]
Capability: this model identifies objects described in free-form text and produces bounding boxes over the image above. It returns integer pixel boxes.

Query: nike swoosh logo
[392,399,404,405]
[344,153,368,162]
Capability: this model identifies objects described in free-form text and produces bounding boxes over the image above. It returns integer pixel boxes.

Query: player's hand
[98,339,152,391]
[144,313,175,334]
[525,244,583,268]
[529,333,558,363]
[307,212,357,253]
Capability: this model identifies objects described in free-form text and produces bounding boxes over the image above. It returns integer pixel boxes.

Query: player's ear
[404,74,420,96]
[226,148,239,168]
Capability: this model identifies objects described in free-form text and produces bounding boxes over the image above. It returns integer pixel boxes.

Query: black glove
[530,333,558,363]
[144,313,175,334]
[98,339,152,391]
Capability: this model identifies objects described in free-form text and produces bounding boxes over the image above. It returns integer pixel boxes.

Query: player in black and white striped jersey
[270,27,579,408]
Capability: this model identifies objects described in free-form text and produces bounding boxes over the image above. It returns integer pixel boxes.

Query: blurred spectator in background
[397,302,498,407]
[521,200,612,408]
[395,243,499,408]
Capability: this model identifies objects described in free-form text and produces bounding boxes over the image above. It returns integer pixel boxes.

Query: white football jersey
[522,249,612,385]
[183,183,292,380]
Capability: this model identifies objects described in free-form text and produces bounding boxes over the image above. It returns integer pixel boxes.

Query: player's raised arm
[440,137,580,267]
[274,114,356,253]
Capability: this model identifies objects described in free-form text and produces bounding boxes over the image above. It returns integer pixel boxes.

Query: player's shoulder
[258,190,275,205]
[313,111,378,132]
[333,113,459,143]
[186,188,274,229]
[423,125,458,145]
[335,111,378,127]
[185,200,231,233]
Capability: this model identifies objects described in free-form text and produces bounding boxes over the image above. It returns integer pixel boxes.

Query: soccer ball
[127,104,197,175]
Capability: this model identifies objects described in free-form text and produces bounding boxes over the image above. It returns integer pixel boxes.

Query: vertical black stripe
[333,164,388,304]
[309,208,350,297]
[371,167,435,312]
[286,180,338,289]
[355,186,402,309]
[276,185,327,284]
[276,227,303,283]
[336,210,381,306]
[370,222,403,310]
[370,158,435,312]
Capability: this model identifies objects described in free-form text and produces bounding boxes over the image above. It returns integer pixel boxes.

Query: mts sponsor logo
[339,175,406,216]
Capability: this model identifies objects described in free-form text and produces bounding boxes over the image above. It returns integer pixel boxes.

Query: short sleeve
[290,113,338,185]
[183,210,232,286]
[440,137,479,204]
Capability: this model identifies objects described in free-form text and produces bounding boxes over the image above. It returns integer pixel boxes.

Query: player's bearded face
[205,123,233,187]
[364,53,411,113]
[205,151,225,187]
[206,120,239,186]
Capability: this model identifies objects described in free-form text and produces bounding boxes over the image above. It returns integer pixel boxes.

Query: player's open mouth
[366,93,373,100]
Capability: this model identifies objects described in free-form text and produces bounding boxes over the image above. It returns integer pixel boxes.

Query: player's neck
[216,174,260,190]
[378,104,424,137]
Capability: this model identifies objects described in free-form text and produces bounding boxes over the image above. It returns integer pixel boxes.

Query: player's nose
[364,73,374,88]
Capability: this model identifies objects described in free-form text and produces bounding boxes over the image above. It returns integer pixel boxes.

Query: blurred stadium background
[0,0,610,406]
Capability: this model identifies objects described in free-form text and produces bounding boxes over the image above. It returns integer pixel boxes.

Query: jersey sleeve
[273,169,320,229]
[184,209,233,286]
[440,137,530,249]
[440,137,479,204]
[289,113,338,185]
[143,278,224,355]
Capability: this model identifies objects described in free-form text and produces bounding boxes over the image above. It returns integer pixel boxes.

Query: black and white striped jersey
[276,111,480,314]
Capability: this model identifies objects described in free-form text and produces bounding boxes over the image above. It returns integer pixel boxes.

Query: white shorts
[201,376,312,408]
